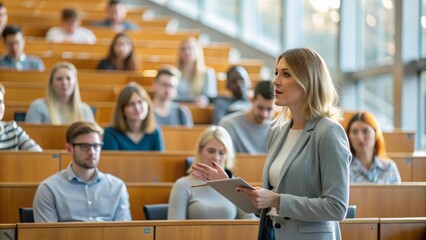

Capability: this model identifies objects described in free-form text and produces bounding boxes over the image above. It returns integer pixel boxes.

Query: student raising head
[25,62,94,124]
[103,82,164,151]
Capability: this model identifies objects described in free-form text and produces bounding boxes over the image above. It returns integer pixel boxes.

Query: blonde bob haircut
[112,82,156,133]
[275,48,342,125]
[177,37,207,96]
[46,62,85,124]
[188,125,235,174]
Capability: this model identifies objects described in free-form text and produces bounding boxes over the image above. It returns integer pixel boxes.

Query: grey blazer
[258,117,351,240]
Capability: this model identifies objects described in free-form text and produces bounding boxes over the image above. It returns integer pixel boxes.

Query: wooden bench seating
[0,146,422,185]
[31,55,263,78]
[388,152,426,182]
[1,82,119,102]
[7,7,153,23]
[60,151,190,183]
[1,182,425,223]
[0,150,265,183]
[3,101,213,126]
[349,183,426,218]
[14,22,196,41]
[15,220,259,240]
[0,151,60,182]
[379,218,426,240]
[3,101,114,125]
[17,40,234,63]
[1,218,424,240]
[15,122,419,158]
[16,124,212,151]
[0,69,138,85]
[3,0,106,8]
[3,129,422,182]
[8,12,173,29]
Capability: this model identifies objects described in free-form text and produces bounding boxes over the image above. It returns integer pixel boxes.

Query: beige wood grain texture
[0,151,60,182]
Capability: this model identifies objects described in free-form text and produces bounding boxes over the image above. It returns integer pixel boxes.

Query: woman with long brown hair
[97,33,137,71]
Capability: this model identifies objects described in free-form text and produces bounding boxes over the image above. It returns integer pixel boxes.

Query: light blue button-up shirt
[350,156,401,183]
[33,164,132,222]
[0,54,45,71]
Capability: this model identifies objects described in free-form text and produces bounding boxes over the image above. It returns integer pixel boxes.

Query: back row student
[152,65,193,127]
[91,0,137,33]
[46,8,96,44]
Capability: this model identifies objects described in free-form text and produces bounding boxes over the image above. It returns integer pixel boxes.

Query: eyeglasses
[71,143,103,152]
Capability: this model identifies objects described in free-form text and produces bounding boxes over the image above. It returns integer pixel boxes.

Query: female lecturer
[192,48,352,240]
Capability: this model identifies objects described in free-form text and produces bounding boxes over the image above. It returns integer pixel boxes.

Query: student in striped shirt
[0,84,42,151]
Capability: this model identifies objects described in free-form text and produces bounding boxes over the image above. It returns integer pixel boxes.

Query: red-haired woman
[346,111,401,183]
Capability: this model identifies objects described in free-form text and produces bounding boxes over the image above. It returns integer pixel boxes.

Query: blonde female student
[176,37,217,107]
[192,48,351,240]
[25,62,94,124]
[168,125,255,220]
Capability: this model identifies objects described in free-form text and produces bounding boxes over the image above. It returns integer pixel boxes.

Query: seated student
[33,121,131,222]
[91,0,137,32]
[346,111,401,183]
[25,62,94,124]
[176,37,217,107]
[97,33,136,71]
[213,66,252,124]
[219,81,274,154]
[46,8,96,44]
[0,25,45,71]
[103,82,164,151]
[168,125,256,220]
[152,65,194,127]
[0,83,42,151]
[0,3,7,34]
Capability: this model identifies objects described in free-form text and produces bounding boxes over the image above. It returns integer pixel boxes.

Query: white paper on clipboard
[205,177,260,214]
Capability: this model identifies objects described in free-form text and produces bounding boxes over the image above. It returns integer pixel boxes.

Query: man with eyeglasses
[152,65,194,127]
[33,121,132,222]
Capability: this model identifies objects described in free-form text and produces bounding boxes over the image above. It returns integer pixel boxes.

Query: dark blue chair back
[19,208,34,223]
[143,204,169,220]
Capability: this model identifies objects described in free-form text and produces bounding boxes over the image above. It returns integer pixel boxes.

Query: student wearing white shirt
[46,8,96,44]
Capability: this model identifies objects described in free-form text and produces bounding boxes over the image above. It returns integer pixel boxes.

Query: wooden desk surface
[17,221,154,240]
[340,218,379,240]
[14,218,425,240]
[349,183,426,218]
[0,151,60,182]
[379,217,426,240]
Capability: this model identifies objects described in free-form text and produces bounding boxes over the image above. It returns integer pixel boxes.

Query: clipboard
[202,177,260,214]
